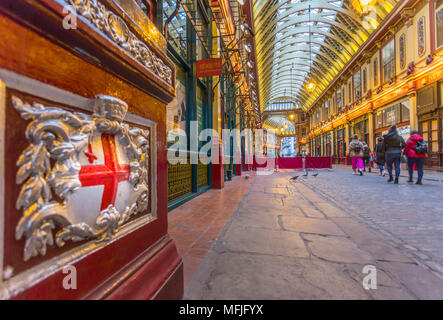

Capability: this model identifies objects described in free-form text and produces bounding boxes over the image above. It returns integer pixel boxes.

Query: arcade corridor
[170,169,443,299]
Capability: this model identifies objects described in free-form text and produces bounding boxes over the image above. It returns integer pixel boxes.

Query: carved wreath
[12,95,150,261]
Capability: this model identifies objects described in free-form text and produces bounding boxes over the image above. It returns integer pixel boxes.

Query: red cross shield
[64,133,140,226]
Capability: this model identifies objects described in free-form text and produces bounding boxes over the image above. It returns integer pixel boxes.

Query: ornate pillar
[368,112,374,149]
[409,92,418,131]
[345,122,350,165]
[0,0,183,299]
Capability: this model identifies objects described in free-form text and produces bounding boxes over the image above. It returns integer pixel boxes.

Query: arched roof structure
[253,0,399,129]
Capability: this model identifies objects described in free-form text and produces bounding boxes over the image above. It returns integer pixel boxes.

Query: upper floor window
[382,39,395,83]
[399,33,406,69]
[163,1,188,60]
[139,0,156,21]
[417,16,426,56]
[348,81,352,103]
[362,69,367,94]
[373,58,378,86]
[336,89,342,111]
[436,1,443,49]
[353,70,361,101]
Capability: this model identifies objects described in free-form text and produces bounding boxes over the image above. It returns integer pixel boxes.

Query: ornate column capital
[401,8,415,28]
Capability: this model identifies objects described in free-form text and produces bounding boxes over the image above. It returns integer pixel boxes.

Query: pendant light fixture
[306,4,316,93]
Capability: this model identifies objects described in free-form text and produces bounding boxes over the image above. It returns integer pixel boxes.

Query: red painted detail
[430,0,436,55]
[104,239,183,300]
[211,144,224,189]
[79,134,130,210]
[84,143,98,163]
[235,163,242,176]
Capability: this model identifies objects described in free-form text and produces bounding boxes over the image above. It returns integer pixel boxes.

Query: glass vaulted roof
[253,0,399,126]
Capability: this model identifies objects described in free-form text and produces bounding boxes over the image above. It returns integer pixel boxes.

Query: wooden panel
[168,162,192,202]
[197,162,209,189]
[0,12,182,299]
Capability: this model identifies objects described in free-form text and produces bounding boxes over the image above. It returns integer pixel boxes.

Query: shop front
[417,82,443,168]
[333,125,346,164]
[373,97,410,149]
[350,114,369,145]
[315,135,322,156]
[322,132,332,157]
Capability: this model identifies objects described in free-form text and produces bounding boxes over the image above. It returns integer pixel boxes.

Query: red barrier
[253,156,333,170]
[277,157,303,169]
[277,157,332,169]
[252,156,275,169]
[305,156,333,169]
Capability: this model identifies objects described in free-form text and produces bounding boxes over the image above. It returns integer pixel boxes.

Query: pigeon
[312,173,319,177]
[290,175,299,180]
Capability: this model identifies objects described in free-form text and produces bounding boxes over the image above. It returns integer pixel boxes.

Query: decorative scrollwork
[67,0,172,85]
[13,95,151,261]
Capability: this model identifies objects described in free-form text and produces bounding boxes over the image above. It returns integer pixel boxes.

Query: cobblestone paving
[301,166,443,271]
[184,170,443,300]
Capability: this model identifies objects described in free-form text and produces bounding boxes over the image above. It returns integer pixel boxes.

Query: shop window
[167,66,187,148]
[383,105,400,127]
[422,121,429,141]
[399,33,406,69]
[401,101,410,122]
[417,16,426,57]
[373,58,378,86]
[376,111,383,129]
[421,120,439,152]
[437,0,443,49]
[197,85,206,148]
[417,84,437,115]
[382,39,395,83]
[431,120,439,152]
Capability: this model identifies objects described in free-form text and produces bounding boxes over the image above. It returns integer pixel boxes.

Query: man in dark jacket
[381,125,406,184]
[374,137,386,176]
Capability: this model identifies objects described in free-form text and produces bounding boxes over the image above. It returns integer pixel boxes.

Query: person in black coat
[381,125,406,184]
[374,137,386,176]
[362,142,371,172]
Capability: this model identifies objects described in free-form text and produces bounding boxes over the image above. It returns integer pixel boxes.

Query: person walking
[403,130,427,185]
[362,142,371,172]
[374,137,386,176]
[382,125,406,184]
[349,134,364,176]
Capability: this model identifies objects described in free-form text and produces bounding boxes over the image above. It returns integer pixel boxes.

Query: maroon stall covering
[253,156,333,170]
[276,157,303,169]
[305,156,333,169]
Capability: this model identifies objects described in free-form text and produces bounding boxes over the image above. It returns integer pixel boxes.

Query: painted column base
[235,163,242,176]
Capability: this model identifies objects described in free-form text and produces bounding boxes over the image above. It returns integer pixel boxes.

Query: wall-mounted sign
[196,58,223,77]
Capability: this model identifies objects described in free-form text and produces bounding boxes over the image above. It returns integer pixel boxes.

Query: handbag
[401,154,408,163]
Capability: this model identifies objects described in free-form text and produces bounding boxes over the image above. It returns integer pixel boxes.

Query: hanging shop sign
[197,58,223,77]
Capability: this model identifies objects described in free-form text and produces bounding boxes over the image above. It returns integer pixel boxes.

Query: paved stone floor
[183,167,443,299]
[169,173,255,288]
